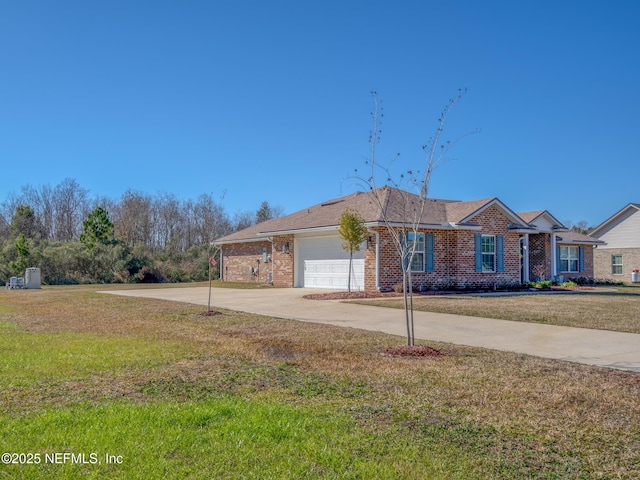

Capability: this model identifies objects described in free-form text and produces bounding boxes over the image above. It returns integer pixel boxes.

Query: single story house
[590,203,640,281]
[213,187,601,291]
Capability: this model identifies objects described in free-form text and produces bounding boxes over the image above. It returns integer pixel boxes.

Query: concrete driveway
[103,287,640,373]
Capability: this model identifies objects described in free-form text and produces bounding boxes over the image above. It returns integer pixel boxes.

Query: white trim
[481,234,496,273]
[213,237,269,246]
[521,234,530,283]
[611,254,624,275]
[367,221,482,231]
[556,239,599,245]
[558,245,580,273]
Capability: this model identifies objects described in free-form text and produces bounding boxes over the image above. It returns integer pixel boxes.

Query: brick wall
[221,235,295,287]
[371,205,522,291]
[222,205,534,291]
[594,247,640,282]
[271,235,294,287]
[529,233,551,280]
[221,241,272,284]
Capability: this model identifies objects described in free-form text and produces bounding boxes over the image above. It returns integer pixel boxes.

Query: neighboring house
[213,187,600,291]
[590,203,640,281]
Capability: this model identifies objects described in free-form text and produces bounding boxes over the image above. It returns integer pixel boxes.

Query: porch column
[551,233,557,278]
[375,231,380,291]
[521,234,530,283]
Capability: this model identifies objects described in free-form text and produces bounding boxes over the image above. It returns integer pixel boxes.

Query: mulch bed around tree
[199,310,222,316]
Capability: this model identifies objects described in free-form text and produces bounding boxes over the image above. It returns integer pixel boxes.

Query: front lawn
[350,285,640,333]
[0,286,638,478]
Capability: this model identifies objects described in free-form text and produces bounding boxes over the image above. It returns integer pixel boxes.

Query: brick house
[517,210,602,282]
[213,187,600,291]
[590,203,640,282]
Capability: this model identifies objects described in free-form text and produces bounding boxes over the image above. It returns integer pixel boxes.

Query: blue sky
[1,1,638,227]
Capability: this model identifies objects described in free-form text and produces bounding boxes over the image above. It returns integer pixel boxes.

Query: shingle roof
[555,230,605,245]
[214,187,524,244]
[517,210,546,224]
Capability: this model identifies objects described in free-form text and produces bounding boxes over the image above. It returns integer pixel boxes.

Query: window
[475,234,504,273]
[559,246,579,272]
[404,232,425,272]
[612,255,623,275]
[481,235,495,272]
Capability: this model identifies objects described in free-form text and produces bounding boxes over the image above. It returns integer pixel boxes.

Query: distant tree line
[0,178,283,285]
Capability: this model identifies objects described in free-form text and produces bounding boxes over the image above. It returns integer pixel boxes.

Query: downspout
[268,237,274,285]
[219,245,223,282]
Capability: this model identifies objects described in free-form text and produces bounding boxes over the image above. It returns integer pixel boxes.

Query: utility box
[24,267,41,289]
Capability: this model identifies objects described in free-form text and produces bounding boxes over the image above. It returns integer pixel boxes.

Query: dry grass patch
[351,286,640,333]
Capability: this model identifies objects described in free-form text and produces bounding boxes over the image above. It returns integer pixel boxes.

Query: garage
[296,235,365,290]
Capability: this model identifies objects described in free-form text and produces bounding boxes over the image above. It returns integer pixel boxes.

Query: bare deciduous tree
[353,90,474,345]
[112,190,154,248]
[53,178,89,241]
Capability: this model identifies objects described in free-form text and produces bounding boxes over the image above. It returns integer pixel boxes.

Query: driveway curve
[103,287,640,373]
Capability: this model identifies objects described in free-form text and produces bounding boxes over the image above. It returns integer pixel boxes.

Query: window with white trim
[404,232,425,272]
[612,255,623,275]
[559,246,579,272]
[481,235,495,272]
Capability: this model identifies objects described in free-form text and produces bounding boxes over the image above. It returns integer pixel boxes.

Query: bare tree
[190,194,231,246]
[354,90,473,345]
[153,192,186,253]
[112,190,154,248]
[53,178,89,241]
[232,210,255,232]
[19,184,55,240]
[564,219,591,235]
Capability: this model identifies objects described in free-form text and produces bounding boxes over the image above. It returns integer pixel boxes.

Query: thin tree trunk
[348,250,353,292]
[403,270,411,346]
[408,270,415,346]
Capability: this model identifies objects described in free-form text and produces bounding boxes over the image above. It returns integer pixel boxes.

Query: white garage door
[298,236,365,290]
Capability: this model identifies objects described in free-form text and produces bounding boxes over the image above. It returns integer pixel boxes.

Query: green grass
[0,323,187,387]
[0,398,491,479]
[0,286,638,478]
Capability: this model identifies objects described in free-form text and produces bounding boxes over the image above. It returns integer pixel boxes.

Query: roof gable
[453,198,530,227]
[590,203,640,238]
[517,210,566,232]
